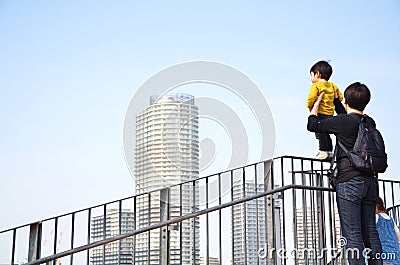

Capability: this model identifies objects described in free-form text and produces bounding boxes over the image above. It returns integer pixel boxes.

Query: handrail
[1,157,273,234]
[23,184,333,265]
[2,155,398,234]
[2,155,398,265]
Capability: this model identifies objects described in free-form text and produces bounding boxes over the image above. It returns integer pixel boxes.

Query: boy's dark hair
[344,82,371,111]
[376,197,387,213]
[310,61,333,81]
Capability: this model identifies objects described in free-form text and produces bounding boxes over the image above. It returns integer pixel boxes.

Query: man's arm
[334,89,346,115]
[307,92,324,132]
[334,98,346,115]
[307,92,343,134]
[310,91,324,116]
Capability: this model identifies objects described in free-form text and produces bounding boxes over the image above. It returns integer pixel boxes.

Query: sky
[0,0,399,239]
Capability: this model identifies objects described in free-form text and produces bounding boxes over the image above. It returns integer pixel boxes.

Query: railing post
[264,160,278,264]
[28,222,42,262]
[316,172,326,265]
[160,187,170,265]
[273,192,283,265]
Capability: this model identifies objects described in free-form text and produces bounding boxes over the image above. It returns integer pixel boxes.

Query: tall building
[90,209,135,265]
[199,256,220,265]
[294,207,321,265]
[232,180,267,265]
[295,206,341,264]
[135,93,200,265]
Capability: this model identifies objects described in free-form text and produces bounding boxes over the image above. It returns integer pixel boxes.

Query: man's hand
[310,91,325,115]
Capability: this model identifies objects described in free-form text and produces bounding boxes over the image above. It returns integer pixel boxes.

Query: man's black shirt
[307,109,376,183]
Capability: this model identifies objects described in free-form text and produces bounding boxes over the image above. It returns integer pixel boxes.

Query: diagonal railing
[1,156,399,265]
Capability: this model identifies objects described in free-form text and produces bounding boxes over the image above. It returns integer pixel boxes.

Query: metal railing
[1,156,399,265]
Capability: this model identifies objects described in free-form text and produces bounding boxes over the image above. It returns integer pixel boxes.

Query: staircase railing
[1,156,398,265]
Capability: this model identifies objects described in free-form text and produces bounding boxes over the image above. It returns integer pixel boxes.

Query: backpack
[337,114,388,174]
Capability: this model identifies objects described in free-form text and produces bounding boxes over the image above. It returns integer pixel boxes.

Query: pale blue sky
[0,0,399,232]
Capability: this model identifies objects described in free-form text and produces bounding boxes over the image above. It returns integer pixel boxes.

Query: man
[307,82,383,265]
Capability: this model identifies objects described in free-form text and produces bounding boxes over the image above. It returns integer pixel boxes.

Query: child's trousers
[315,114,333,152]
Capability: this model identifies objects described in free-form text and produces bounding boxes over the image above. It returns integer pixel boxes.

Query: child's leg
[315,133,330,159]
[317,114,333,152]
[316,133,331,151]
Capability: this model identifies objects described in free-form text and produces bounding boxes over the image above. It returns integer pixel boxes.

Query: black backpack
[338,114,388,174]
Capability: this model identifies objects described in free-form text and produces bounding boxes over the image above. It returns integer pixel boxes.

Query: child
[376,197,400,265]
[306,60,343,160]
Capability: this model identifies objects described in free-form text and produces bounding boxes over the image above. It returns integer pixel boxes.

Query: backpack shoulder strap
[329,144,338,170]
[363,114,376,128]
[337,113,361,153]
[337,141,349,153]
[349,113,364,122]
[350,113,375,127]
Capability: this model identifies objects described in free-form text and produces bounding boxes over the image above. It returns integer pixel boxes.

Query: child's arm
[306,85,319,111]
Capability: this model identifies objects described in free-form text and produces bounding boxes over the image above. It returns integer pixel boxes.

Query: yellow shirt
[306,82,343,115]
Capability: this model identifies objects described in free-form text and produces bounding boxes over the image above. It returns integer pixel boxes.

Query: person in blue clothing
[376,197,400,265]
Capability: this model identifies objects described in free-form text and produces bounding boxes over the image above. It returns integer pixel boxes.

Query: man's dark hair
[344,82,371,111]
[310,61,333,80]
[376,197,387,213]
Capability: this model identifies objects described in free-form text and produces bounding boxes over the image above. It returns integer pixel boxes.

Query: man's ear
[315,71,321,78]
[343,98,348,112]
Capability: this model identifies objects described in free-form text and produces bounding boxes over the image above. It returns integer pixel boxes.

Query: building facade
[90,209,135,265]
[232,180,267,265]
[199,256,220,265]
[135,94,200,265]
[294,205,341,264]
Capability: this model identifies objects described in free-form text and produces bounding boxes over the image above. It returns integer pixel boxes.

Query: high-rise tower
[134,93,200,265]
[90,209,135,265]
[232,180,267,265]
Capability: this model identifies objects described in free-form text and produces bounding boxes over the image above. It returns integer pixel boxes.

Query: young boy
[306,60,343,160]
